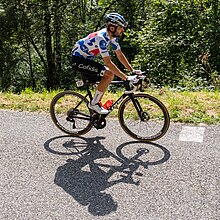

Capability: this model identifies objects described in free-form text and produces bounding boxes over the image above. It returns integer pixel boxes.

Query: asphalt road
[0,110,219,220]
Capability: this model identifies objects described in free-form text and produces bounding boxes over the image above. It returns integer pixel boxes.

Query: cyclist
[71,12,141,114]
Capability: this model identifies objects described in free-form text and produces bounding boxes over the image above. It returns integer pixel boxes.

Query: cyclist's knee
[103,70,114,80]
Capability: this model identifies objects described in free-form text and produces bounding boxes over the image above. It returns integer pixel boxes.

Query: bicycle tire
[118,93,170,142]
[50,90,93,136]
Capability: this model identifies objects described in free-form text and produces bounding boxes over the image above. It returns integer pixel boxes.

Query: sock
[91,90,103,105]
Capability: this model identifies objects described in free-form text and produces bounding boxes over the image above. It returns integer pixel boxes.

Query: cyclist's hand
[132,70,142,75]
[127,75,139,84]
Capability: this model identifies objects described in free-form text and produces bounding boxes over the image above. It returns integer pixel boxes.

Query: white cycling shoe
[88,102,109,114]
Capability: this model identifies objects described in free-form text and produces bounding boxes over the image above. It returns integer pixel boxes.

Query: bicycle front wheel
[50,90,93,136]
[118,93,170,142]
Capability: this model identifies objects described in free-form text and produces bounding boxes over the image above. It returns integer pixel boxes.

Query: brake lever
[134,72,146,92]
[137,74,146,80]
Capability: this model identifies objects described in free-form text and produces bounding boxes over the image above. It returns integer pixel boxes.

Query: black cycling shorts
[71,55,105,83]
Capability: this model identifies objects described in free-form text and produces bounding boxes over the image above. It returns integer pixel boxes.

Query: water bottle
[102,99,113,110]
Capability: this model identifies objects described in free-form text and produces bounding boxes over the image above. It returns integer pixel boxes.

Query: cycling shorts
[71,55,105,83]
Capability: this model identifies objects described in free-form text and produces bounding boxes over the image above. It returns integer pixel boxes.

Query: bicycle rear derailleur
[91,113,106,129]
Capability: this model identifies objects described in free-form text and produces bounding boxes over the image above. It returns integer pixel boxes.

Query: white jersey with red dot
[72,28,120,59]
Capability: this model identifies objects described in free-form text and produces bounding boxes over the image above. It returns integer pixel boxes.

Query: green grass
[0,88,219,124]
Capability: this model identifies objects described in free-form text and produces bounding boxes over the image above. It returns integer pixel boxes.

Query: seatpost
[85,84,93,101]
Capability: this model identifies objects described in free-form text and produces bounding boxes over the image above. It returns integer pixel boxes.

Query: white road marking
[179,126,205,143]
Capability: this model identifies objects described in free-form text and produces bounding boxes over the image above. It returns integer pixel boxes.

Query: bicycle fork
[129,94,149,121]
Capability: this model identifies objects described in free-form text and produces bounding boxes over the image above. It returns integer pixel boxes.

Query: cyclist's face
[115,26,125,37]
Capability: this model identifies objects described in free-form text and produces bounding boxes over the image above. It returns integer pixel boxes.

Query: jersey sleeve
[110,37,121,51]
[97,36,110,58]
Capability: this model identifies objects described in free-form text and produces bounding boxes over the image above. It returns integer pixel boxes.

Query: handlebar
[124,72,146,92]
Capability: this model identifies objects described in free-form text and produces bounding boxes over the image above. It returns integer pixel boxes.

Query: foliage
[0,0,219,92]
[0,88,219,124]
[131,0,220,88]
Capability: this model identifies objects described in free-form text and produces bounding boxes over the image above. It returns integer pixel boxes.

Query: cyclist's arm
[115,49,134,72]
[103,56,127,80]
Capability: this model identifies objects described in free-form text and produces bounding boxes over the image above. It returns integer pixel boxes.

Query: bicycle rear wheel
[50,90,93,136]
[118,93,170,142]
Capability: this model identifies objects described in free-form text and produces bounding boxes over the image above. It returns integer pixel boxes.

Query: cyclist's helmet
[105,13,128,28]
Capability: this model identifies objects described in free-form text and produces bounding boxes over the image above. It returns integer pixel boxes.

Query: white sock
[91,90,103,105]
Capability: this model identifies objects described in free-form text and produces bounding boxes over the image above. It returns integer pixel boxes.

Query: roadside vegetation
[1,1,220,125]
[1,0,220,92]
[0,88,219,125]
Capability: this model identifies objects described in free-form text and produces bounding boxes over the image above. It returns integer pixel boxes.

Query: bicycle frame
[51,73,170,141]
[81,81,144,120]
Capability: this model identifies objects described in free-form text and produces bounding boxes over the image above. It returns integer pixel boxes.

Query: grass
[149,88,220,124]
[0,88,219,124]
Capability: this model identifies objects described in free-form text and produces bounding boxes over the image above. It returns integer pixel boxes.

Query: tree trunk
[53,0,61,85]
[43,0,56,90]
[26,37,36,90]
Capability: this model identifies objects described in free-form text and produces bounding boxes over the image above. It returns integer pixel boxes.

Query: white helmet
[105,13,128,28]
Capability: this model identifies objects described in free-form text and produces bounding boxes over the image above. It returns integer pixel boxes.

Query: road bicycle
[50,74,170,142]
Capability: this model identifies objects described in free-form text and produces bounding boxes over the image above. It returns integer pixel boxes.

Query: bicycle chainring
[92,113,106,129]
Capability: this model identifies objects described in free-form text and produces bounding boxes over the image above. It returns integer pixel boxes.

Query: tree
[0,0,219,91]
[132,0,220,87]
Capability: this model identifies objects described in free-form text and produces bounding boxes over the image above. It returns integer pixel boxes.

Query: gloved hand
[132,70,142,75]
[127,75,139,84]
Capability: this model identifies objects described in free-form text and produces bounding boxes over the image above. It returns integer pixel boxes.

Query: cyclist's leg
[89,69,114,114]
[71,55,103,83]
[96,69,114,92]
[92,69,114,104]
[71,56,111,114]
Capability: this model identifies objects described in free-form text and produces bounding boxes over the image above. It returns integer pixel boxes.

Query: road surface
[0,110,219,219]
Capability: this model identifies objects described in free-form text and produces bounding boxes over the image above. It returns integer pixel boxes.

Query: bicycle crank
[91,113,106,129]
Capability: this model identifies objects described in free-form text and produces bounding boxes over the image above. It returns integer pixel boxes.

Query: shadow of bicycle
[44,136,170,216]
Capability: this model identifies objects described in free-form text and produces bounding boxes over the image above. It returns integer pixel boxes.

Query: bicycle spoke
[50,91,93,135]
[119,94,170,141]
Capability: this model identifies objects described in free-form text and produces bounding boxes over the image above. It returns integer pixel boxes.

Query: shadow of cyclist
[44,136,170,216]
[53,137,118,216]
